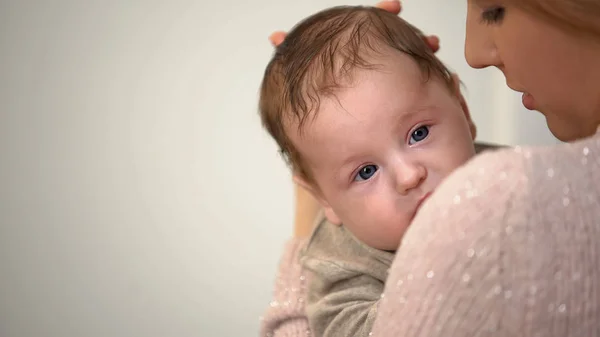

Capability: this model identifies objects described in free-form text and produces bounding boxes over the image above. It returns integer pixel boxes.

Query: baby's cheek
[375,200,412,244]
[392,214,413,239]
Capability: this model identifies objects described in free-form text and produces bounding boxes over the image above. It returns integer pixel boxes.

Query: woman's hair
[508,0,600,38]
[258,6,454,180]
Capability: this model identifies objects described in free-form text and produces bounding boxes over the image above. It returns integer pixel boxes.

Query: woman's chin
[546,115,593,142]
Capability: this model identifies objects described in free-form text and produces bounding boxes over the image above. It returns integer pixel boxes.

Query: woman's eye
[481,7,505,24]
[354,164,378,182]
[409,125,430,145]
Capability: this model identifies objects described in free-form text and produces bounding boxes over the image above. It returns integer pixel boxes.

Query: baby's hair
[259,6,455,181]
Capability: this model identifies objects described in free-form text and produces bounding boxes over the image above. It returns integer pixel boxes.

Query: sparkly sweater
[260,131,600,337]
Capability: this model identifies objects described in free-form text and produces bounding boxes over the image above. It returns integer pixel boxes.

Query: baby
[259,6,480,337]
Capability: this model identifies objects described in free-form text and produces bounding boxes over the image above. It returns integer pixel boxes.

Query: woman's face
[465,0,600,141]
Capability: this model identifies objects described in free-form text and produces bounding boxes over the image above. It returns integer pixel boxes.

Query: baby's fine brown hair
[259,6,455,181]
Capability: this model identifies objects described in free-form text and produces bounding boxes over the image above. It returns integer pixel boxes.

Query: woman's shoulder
[406,136,599,245]
[373,136,600,337]
[452,135,599,203]
[431,145,530,211]
[439,136,596,204]
[402,144,535,245]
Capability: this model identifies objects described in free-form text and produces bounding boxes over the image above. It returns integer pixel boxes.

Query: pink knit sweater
[261,131,600,337]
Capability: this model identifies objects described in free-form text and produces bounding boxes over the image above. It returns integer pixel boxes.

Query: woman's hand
[268,1,440,52]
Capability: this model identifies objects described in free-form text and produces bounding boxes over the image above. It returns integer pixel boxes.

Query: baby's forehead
[286,60,456,142]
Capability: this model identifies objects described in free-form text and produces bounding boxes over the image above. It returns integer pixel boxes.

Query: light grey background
[0,1,557,336]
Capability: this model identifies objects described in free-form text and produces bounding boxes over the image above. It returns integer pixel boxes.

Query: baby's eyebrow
[337,154,364,174]
[331,151,370,183]
[391,105,436,132]
[394,108,420,126]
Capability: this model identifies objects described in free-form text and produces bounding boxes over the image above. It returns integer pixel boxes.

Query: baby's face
[291,51,475,251]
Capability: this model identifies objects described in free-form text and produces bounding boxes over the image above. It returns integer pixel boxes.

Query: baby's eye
[354,164,378,181]
[409,125,430,145]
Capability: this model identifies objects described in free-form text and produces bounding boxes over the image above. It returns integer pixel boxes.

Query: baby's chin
[375,240,402,252]
[342,216,410,251]
[358,230,405,252]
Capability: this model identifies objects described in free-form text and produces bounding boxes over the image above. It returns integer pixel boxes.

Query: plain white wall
[0,1,558,336]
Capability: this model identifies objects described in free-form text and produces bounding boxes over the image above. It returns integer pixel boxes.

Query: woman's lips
[522,92,535,110]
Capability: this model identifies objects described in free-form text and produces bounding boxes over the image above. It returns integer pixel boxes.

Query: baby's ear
[293,175,342,226]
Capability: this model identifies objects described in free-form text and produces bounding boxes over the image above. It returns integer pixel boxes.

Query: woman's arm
[260,237,311,337]
[258,186,320,337]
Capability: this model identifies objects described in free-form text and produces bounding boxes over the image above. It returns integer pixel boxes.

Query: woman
[262,1,600,336]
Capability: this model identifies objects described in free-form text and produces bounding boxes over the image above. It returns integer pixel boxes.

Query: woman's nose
[464,12,501,69]
[465,37,500,69]
[395,161,426,195]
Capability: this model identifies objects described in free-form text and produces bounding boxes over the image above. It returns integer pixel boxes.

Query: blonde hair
[508,0,600,38]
